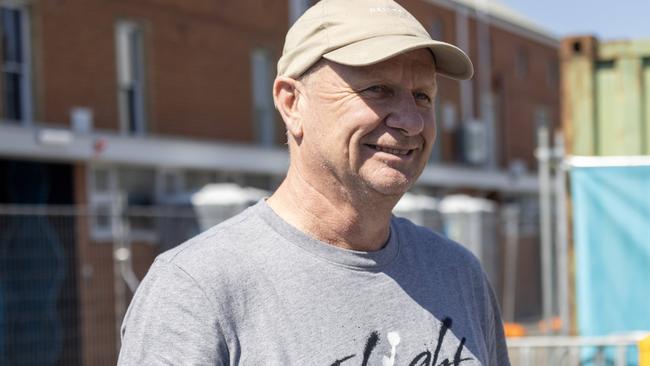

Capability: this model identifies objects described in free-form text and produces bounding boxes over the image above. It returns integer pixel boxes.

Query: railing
[507,333,650,366]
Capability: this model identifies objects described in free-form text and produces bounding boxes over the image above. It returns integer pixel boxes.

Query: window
[462,119,488,165]
[534,106,550,137]
[88,165,117,240]
[115,21,146,135]
[429,19,444,41]
[288,0,317,24]
[1,4,32,123]
[250,48,276,147]
[89,164,157,242]
[546,59,558,89]
[515,46,528,80]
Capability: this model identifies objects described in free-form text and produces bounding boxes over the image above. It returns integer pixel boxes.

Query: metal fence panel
[0,202,542,364]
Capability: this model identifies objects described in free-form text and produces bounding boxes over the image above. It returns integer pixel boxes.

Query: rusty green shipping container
[561,36,650,156]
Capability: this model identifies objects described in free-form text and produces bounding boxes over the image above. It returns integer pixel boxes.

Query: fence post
[537,125,555,331]
[111,193,129,355]
[502,205,519,323]
[554,131,570,335]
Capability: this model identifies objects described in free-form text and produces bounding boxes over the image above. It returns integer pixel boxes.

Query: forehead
[323,48,437,87]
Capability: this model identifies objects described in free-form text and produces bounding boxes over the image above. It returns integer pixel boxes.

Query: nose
[384,93,425,136]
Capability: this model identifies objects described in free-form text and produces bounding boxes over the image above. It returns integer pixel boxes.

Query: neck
[267,165,399,252]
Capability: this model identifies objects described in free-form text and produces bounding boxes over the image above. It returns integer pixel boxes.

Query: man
[119,0,510,365]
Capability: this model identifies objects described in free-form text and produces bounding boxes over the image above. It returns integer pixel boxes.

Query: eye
[414,91,432,104]
[362,85,392,97]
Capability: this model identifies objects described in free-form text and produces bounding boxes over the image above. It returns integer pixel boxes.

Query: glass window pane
[1,8,23,63]
[429,19,444,41]
[515,47,528,79]
[3,71,22,120]
[116,22,145,135]
[127,88,137,133]
[250,48,275,146]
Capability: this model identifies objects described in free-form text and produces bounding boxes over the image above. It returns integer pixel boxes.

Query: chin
[359,163,421,196]
[364,175,414,197]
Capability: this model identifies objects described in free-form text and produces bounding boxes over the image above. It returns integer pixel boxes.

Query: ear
[273,76,304,139]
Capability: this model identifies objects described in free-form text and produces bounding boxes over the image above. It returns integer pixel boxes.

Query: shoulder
[154,203,271,283]
[391,215,483,271]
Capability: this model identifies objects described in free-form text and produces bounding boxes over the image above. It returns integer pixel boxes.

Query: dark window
[515,47,528,80]
[250,48,276,147]
[1,7,29,122]
[429,19,444,41]
[546,60,558,88]
[116,21,146,135]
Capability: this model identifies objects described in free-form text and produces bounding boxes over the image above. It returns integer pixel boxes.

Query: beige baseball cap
[277,0,474,80]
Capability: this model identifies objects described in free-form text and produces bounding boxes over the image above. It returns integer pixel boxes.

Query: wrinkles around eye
[361,85,393,98]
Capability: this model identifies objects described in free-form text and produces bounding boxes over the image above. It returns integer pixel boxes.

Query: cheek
[340,107,383,141]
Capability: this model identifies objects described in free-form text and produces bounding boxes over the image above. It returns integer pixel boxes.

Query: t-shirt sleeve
[117,259,229,365]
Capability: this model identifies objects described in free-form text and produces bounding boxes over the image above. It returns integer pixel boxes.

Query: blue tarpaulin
[571,162,650,339]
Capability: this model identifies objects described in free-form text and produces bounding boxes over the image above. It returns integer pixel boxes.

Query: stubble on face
[293,49,438,202]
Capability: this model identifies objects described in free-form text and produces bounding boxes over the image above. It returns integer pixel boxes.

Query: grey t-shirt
[119,200,509,365]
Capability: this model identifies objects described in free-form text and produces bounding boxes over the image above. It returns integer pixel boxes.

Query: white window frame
[88,164,159,243]
[115,20,146,135]
[0,2,33,124]
[88,164,118,241]
[250,47,276,147]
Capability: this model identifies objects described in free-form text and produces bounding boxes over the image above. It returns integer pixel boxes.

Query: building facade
[0,0,559,363]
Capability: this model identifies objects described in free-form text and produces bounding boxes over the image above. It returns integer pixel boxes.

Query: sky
[497,0,650,41]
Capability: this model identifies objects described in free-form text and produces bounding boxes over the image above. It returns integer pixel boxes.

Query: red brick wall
[37,0,120,131]
[490,26,560,169]
[400,0,560,170]
[29,0,559,166]
[35,0,287,142]
[74,163,118,365]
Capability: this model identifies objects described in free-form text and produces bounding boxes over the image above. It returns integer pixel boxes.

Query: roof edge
[423,0,560,48]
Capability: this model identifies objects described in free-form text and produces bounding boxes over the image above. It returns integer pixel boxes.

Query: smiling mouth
[366,144,414,156]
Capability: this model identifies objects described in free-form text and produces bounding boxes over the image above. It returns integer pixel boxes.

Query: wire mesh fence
[0,207,79,366]
[0,201,542,365]
[0,201,259,365]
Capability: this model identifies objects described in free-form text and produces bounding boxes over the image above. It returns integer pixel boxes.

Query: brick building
[0,0,559,363]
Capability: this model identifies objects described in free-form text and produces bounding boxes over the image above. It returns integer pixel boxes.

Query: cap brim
[322,35,474,80]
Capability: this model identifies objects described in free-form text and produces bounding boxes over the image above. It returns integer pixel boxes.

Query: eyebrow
[348,71,437,90]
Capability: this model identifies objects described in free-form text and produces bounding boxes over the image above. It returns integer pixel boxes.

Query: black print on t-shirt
[330,317,472,366]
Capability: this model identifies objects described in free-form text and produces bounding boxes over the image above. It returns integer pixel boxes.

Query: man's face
[296,48,437,198]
